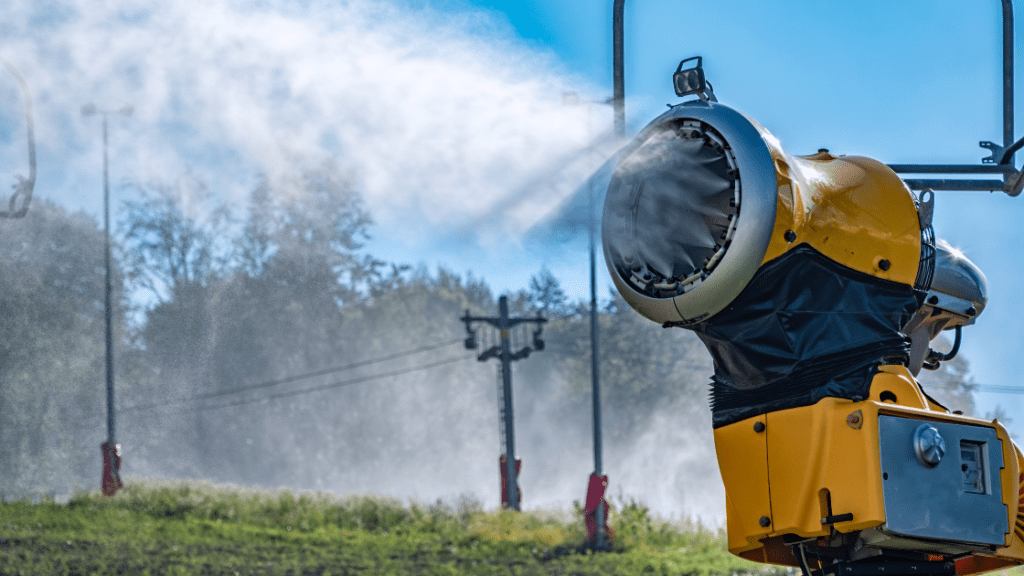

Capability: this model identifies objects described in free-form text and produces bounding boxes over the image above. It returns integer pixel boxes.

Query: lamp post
[563,91,613,548]
[82,102,132,496]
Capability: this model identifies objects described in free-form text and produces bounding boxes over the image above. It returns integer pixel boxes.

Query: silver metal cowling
[602,101,778,325]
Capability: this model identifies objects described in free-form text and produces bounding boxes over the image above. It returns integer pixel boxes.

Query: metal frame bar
[613,0,625,137]
[611,0,1022,194]
[1004,0,1015,155]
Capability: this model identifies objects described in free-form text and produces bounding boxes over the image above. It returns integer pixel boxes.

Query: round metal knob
[914,424,945,467]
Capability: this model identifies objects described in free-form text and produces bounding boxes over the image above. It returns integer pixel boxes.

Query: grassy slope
[0,479,783,576]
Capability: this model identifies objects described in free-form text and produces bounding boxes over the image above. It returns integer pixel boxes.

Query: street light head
[81,103,97,117]
[119,105,134,117]
[563,91,580,106]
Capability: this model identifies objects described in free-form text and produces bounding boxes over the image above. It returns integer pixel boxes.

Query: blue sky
[1,0,1021,437]
[433,0,1024,432]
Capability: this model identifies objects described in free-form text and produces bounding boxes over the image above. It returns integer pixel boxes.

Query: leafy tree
[527,265,568,317]
[0,199,124,497]
[120,174,230,303]
[118,165,388,483]
[96,173,987,514]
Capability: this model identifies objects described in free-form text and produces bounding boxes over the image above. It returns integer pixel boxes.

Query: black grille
[915,224,936,294]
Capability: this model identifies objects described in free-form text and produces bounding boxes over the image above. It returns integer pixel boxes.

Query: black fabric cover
[603,127,735,297]
[691,245,919,428]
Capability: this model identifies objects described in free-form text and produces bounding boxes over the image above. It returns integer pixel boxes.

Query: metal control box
[878,415,1008,547]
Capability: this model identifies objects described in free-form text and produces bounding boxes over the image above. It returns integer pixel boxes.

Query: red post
[499,454,521,509]
[101,441,123,496]
[585,472,611,546]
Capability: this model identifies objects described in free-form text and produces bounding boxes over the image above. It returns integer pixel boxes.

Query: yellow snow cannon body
[601,99,1024,576]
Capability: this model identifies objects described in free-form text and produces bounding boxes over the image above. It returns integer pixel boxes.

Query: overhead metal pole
[1003,0,1014,160]
[882,0,1019,192]
[612,0,1019,193]
[613,0,625,137]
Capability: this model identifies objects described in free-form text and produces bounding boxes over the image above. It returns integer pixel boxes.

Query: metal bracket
[477,346,500,361]
[813,560,956,576]
[980,141,1005,164]
[532,325,545,351]
[673,56,717,102]
[509,347,531,361]
[461,309,478,349]
[917,189,934,229]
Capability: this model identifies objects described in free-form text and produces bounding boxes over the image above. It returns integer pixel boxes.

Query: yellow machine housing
[716,367,1024,574]
[759,147,922,285]
[600,100,1023,575]
[715,150,1024,573]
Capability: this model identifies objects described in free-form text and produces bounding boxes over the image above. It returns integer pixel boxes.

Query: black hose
[922,325,962,370]
[936,325,962,361]
[1000,135,1024,164]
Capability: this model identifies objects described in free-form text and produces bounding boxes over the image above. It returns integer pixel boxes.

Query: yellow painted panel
[761,152,799,265]
[760,151,920,287]
[766,398,886,538]
[718,365,1024,568]
[714,414,772,554]
[870,365,929,409]
[1005,438,1024,561]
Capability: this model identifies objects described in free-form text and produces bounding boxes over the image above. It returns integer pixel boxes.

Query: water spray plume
[1,0,597,242]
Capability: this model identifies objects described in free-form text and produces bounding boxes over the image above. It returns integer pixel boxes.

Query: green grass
[0,478,784,575]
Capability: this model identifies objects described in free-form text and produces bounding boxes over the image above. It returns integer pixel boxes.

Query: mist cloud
[0,0,733,525]
[1,0,602,240]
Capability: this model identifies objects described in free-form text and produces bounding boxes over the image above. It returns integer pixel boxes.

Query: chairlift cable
[118,338,463,414]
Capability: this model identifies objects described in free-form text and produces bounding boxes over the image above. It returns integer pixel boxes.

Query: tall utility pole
[462,296,546,511]
[82,102,133,497]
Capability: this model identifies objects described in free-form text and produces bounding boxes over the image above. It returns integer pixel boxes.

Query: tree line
[0,168,980,510]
